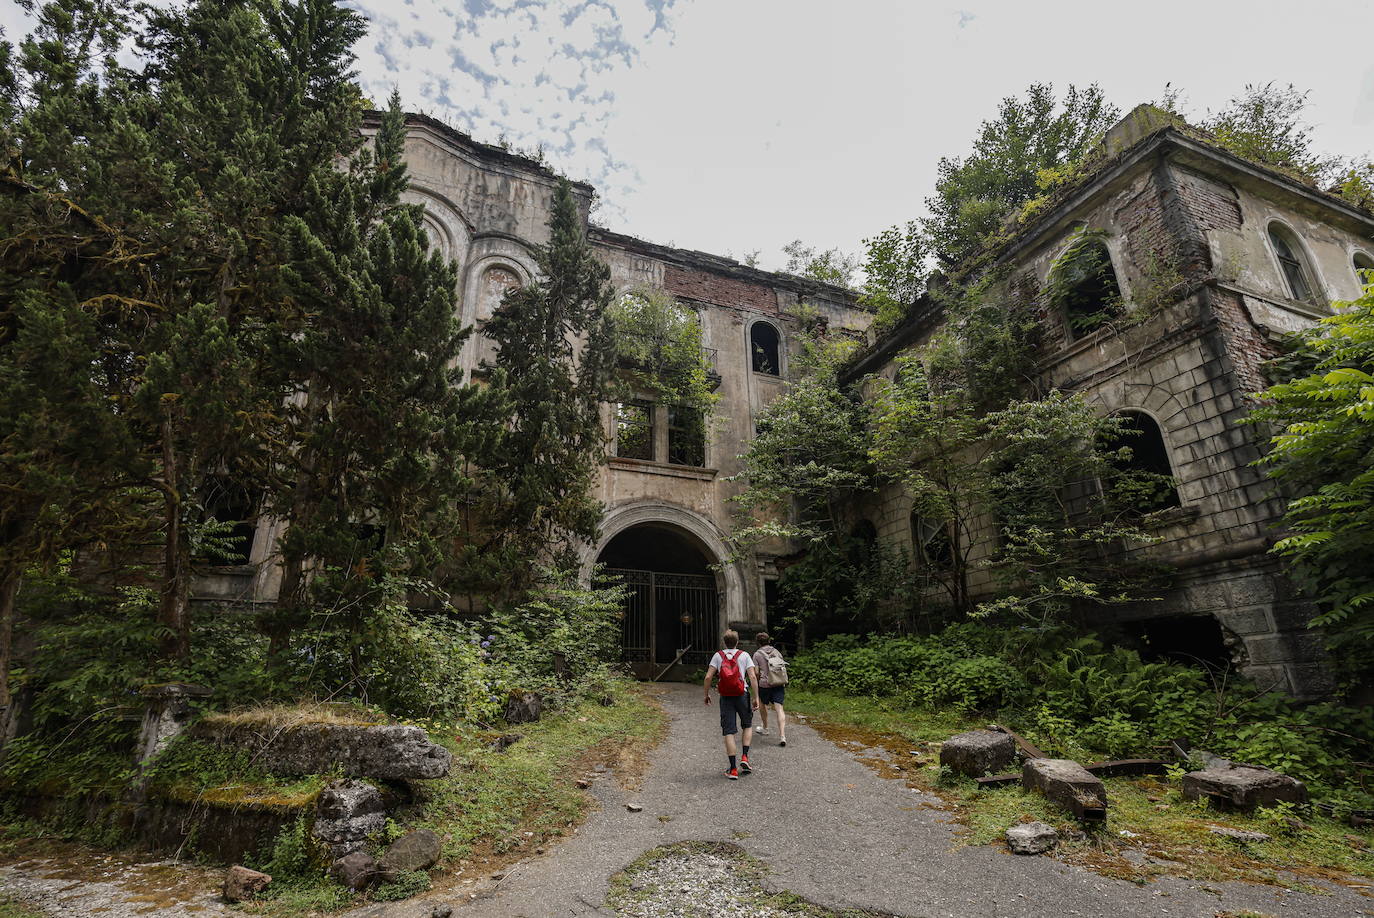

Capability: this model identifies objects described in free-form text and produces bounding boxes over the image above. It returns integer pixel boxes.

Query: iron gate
[601,568,719,665]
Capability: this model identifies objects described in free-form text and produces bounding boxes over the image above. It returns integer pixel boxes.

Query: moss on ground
[0,897,46,918]
[790,688,1374,892]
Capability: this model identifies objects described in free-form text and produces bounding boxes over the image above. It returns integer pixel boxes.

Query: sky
[4,0,1374,273]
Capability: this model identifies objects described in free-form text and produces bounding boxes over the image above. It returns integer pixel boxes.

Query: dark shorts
[760,685,785,706]
[718,694,752,735]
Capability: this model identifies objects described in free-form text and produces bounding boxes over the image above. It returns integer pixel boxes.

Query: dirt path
[358,683,1373,918]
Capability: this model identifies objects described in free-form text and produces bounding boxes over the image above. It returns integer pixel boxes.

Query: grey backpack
[761,646,789,685]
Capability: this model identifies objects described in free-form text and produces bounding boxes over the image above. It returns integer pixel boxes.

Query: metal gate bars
[601,568,719,665]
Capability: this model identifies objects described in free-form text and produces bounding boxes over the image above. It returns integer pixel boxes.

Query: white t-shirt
[709,648,755,678]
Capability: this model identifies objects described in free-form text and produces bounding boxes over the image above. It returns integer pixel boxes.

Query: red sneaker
[739,755,752,774]
[726,767,738,780]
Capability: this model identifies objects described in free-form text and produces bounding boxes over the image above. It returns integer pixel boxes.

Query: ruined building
[845,106,1374,698]
[195,106,1372,692]
[194,112,869,673]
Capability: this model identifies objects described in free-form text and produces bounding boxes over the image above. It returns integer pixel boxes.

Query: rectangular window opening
[616,401,655,461]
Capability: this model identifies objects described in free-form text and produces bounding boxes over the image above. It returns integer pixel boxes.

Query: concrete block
[1228,576,1277,607]
[940,730,1016,777]
[1218,606,1272,635]
[1022,759,1107,820]
[1182,762,1307,810]
[1238,663,1292,694]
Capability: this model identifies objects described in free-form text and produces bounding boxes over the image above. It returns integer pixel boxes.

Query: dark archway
[597,523,721,666]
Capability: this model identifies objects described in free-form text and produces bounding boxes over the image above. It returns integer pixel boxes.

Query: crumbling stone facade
[191,106,1373,693]
[845,107,1374,698]
[193,112,870,665]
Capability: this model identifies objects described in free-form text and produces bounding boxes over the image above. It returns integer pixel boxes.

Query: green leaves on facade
[1252,281,1374,661]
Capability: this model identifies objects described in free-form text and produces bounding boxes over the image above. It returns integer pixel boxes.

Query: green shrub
[371,869,431,901]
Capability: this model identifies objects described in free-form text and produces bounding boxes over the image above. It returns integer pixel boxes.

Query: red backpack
[716,649,746,697]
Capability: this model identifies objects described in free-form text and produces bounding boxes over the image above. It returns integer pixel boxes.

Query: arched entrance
[596,522,722,669]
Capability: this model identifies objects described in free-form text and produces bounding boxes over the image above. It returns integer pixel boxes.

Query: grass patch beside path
[0,897,46,918]
[790,689,1374,892]
[423,683,668,866]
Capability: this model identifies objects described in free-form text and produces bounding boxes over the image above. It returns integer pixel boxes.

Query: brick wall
[1210,288,1278,395]
[664,264,778,313]
[1176,170,1243,234]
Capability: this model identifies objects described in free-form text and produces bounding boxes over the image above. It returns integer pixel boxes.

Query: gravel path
[361,683,1373,918]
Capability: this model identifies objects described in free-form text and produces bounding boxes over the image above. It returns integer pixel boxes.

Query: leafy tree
[1250,281,1374,662]
[472,181,617,601]
[923,83,1118,269]
[605,287,718,411]
[781,239,858,288]
[860,220,927,332]
[1200,83,1335,184]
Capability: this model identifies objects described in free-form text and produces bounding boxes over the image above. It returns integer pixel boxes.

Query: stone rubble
[222,865,271,902]
[313,778,389,858]
[1005,822,1059,855]
[380,828,443,875]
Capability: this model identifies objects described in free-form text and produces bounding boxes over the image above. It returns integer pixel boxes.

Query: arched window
[1103,410,1180,514]
[1267,224,1320,306]
[1354,251,1374,285]
[750,321,781,376]
[910,511,954,570]
[1049,235,1124,340]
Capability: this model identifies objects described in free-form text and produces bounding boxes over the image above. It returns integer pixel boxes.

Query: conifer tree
[264,96,496,662]
[475,181,616,600]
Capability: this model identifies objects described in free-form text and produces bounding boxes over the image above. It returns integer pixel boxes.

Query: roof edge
[364,110,595,192]
[590,226,864,305]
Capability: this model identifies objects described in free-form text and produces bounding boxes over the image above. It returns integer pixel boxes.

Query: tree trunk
[158,414,191,661]
[0,567,21,751]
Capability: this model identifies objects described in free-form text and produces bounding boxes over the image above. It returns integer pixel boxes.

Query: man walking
[703,629,759,780]
[752,632,788,746]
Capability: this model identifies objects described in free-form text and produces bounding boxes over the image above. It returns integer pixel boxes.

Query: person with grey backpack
[752,632,789,746]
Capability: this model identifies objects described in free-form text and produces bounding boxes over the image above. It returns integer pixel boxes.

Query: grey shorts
[718,694,752,735]
[760,685,785,706]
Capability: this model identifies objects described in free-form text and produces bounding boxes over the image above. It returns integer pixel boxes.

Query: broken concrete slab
[194,721,451,780]
[1182,762,1307,810]
[1006,821,1058,855]
[940,730,1016,778]
[1022,759,1108,821]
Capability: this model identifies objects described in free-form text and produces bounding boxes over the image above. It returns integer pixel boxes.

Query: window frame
[1266,222,1323,307]
[614,400,656,461]
[748,319,783,377]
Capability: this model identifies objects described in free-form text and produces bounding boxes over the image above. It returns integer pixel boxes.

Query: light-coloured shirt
[708,648,754,677]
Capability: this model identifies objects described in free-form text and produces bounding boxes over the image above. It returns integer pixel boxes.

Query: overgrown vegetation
[1250,281,1374,674]
[790,626,1374,812]
[791,686,1374,889]
[0,0,628,757]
